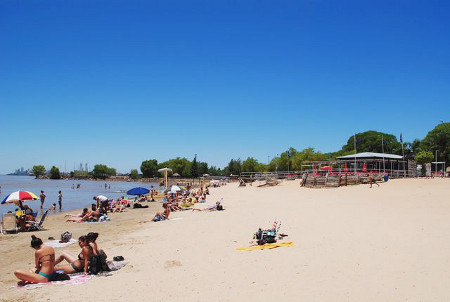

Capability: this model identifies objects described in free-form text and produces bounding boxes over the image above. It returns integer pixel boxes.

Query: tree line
[31,122,449,179]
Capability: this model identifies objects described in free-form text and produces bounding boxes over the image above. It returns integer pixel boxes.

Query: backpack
[88,255,103,275]
[88,251,110,275]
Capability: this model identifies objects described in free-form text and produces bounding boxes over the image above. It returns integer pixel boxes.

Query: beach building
[302,152,414,178]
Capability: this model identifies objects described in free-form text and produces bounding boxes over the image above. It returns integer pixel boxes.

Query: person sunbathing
[152,203,171,222]
[192,201,224,212]
[114,203,127,212]
[168,201,182,211]
[14,235,56,285]
[55,236,93,274]
[66,208,91,222]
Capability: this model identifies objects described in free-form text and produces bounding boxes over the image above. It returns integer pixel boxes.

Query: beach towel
[14,273,93,290]
[237,241,295,251]
[14,262,128,289]
[44,238,77,248]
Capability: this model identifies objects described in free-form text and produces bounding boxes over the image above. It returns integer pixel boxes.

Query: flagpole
[382,134,385,172]
[354,134,357,173]
[400,133,405,177]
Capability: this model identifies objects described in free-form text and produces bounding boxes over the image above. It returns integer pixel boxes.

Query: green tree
[92,164,116,179]
[208,166,224,176]
[130,169,139,179]
[191,155,199,178]
[415,151,434,176]
[226,158,242,175]
[49,166,61,179]
[32,165,46,178]
[341,131,402,154]
[199,162,209,176]
[242,157,259,172]
[291,147,329,171]
[140,159,158,178]
[419,122,450,162]
[158,157,191,176]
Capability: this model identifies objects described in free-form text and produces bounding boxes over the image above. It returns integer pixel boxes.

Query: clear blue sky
[1,0,449,174]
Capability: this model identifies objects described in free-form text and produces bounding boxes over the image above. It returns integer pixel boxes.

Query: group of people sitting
[14,204,36,231]
[65,204,108,223]
[14,232,106,285]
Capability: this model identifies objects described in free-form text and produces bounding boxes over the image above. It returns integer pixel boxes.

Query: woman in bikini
[14,235,56,285]
[152,203,171,221]
[54,236,93,274]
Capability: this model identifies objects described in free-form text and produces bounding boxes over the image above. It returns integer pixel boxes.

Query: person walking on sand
[368,176,380,188]
[40,190,46,210]
[58,190,63,211]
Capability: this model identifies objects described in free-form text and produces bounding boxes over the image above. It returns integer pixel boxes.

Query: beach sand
[1,178,449,301]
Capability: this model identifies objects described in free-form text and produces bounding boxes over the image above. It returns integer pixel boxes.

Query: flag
[400,133,403,143]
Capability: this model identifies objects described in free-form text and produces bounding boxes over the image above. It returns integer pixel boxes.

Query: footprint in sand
[164,260,182,269]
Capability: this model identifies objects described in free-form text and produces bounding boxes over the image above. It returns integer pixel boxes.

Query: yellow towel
[237,241,295,251]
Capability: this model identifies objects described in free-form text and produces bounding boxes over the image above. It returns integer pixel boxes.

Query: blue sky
[1,0,449,174]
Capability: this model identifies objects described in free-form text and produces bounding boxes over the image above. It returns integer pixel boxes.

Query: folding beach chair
[27,210,49,232]
[2,213,18,234]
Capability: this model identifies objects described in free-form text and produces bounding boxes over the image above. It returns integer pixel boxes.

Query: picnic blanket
[237,241,295,251]
[44,238,77,248]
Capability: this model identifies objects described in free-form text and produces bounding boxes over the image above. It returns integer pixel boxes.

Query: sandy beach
[1,178,449,301]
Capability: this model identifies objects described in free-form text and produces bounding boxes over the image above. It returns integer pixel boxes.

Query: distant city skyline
[1,0,449,174]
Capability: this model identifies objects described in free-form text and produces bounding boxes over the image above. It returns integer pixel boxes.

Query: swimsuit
[36,254,56,279]
[37,271,52,279]
[70,252,84,272]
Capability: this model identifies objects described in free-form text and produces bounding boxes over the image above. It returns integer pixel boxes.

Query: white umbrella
[169,185,182,192]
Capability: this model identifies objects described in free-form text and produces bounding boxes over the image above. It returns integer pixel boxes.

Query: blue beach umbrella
[127,187,150,195]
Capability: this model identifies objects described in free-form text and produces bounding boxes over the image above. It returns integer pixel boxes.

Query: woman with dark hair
[14,235,56,285]
[86,232,99,255]
[152,203,171,222]
[54,236,93,274]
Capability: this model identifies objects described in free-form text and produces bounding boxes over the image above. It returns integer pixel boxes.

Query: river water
[0,175,158,215]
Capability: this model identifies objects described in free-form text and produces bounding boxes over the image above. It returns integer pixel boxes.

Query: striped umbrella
[1,191,39,204]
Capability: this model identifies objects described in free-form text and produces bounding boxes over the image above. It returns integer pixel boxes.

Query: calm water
[0,175,158,215]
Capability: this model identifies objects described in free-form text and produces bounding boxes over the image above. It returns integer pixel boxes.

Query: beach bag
[216,205,223,211]
[51,273,71,281]
[60,231,72,243]
[89,255,103,275]
[99,250,110,271]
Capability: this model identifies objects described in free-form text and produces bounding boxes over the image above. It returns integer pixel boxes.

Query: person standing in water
[58,191,63,211]
[40,190,46,210]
